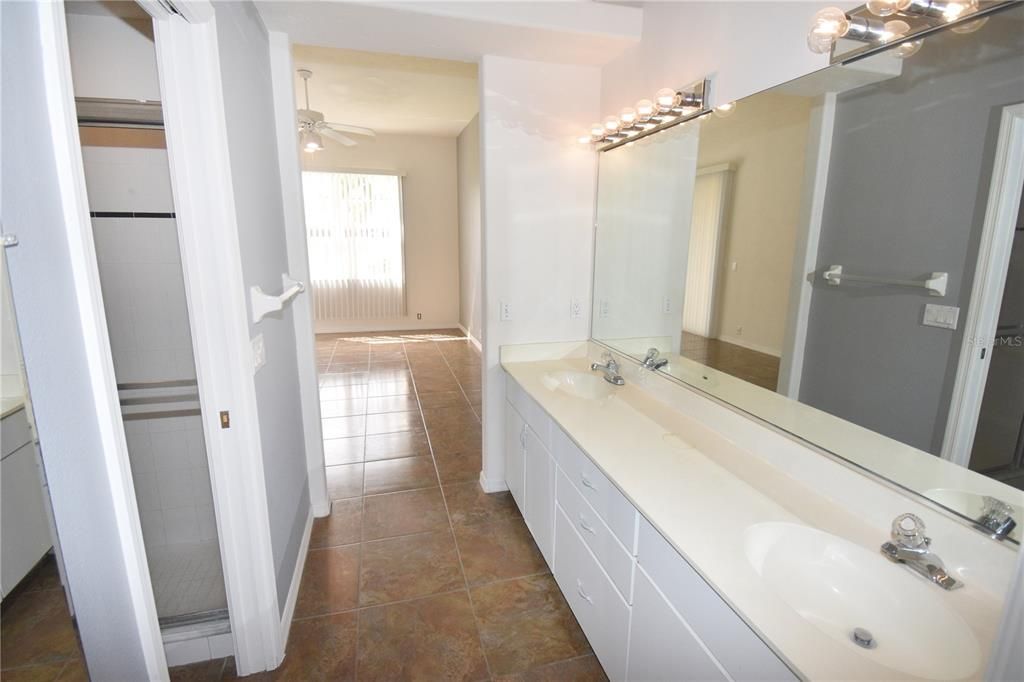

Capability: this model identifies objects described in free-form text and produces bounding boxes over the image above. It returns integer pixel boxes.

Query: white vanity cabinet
[503,375,797,682]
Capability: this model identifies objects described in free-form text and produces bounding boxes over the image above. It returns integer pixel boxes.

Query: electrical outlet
[569,297,582,319]
[500,300,512,321]
[736,326,743,336]
[598,299,610,319]
[417,312,422,320]
[662,296,671,314]
[251,333,266,372]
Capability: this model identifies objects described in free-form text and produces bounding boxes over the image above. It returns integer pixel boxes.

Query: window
[301,171,406,320]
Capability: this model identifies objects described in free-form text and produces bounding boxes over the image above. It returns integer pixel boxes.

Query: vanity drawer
[505,377,551,450]
[637,518,795,681]
[556,467,633,602]
[552,426,637,552]
[504,400,526,511]
[554,505,629,681]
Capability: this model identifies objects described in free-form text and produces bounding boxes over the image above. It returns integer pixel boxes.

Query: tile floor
[681,331,780,391]
[172,329,606,681]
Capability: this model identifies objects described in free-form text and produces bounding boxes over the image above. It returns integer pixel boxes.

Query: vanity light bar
[581,79,713,150]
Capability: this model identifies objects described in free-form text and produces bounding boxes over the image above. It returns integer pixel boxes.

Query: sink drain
[851,627,876,649]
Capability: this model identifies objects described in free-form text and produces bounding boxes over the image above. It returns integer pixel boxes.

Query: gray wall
[800,11,1024,453]
[457,115,482,342]
[1,2,152,677]
[215,1,310,609]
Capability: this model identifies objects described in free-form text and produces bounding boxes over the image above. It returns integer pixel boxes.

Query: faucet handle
[645,348,660,361]
[891,513,929,550]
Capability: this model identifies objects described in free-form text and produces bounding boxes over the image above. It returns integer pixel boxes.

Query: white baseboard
[314,320,462,334]
[479,470,508,493]
[458,324,483,352]
[279,505,315,649]
[714,334,781,358]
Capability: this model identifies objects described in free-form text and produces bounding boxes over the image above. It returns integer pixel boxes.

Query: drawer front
[524,428,554,566]
[1,408,32,459]
[637,518,795,681]
[552,427,637,552]
[505,376,551,450]
[504,400,526,511]
[556,467,634,603]
[554,506,629,681]
[627,566,728,682]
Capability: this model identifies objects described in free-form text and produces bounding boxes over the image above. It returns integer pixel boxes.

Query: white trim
[941,103,1024,466]
[714,334,781,359]
[150,5,283,674]
[458,323,483,351]
[39,3,168,678]
[987,548,1024,681]
[696,162,735,176]
[279,505,315,647]
[268,30,329,518]
[479,469,509,493]
[314,319,465,334]
[778,92,836,400]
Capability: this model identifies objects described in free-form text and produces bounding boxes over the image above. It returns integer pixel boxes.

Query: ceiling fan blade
[319,127,358,147]
[322,122,376,138]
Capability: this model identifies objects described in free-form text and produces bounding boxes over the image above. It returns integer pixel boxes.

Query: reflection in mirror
[591,5,1024,543]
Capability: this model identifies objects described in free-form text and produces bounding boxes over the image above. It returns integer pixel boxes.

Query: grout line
[291,587,470,624]
[403,338,495,681]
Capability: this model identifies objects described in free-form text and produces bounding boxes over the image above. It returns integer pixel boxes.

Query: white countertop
[501,342,1010,681]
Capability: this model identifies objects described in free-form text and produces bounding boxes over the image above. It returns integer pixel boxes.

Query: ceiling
[292,45,479,137]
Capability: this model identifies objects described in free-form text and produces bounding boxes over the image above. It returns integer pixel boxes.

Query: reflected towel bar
[251,274,305,323]
[822,265,948,297]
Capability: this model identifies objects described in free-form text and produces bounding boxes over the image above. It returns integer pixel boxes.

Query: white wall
[480,56,600,489]
[600,2,841,113]
[457,115,482,344]
[303,133,461,333]
[65,12,160,101]
[1,258,24,400]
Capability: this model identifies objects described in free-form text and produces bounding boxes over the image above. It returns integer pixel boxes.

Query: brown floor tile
[435,449,483,485]
[429,424,482,454]
[18,556,62,593]
[359,531,463,606]
[53,660,88,682]
[472,574,590,676]
[319,384,368,402]
[168,658,224,681]
[319,399,366,419]
[443,482,521,528]
[319,372,369,387]
[294,546,360,618]
[323,436,364,466]
[321,416,365,440]
[365,395,419,414]
[366,380,415,397]
[362,488,449,541]
[357,592,488,682]
[309,498,362,549]
[365,411,423,436]
[417,391,469,409]
[364,431,431,461]
[0,663,67,682]
[463,390,482,406]
[455,517,547,586]
[422,406,480,432]
[220,657,270,681]
[363,456,438,495]
[415,380,462,395]
[325,463,363,500]
[0,589,80,669]
[266,612,357,681]
[493,655,608,682]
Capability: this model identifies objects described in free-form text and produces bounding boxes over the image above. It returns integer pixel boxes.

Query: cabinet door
[627,567,728,682]
[524,427,554,565]
[504,400,526,511]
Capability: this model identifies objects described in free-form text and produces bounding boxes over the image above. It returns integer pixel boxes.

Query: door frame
[941,103,1024,467]
[142,1,285,673]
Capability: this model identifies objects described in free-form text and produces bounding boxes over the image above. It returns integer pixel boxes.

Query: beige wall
[303,134,460,333]
[695,92,813,356]
[457,116,481,343]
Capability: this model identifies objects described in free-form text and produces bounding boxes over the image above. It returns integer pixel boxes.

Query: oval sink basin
[541,371,616,401]
[744,522,980,680]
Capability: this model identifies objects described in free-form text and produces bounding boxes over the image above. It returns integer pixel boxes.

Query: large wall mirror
[591,2,1024,543]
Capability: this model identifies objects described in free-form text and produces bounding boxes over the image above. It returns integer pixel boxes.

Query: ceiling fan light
[301,130,324,153]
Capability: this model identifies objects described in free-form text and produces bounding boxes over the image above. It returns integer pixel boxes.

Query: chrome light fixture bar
[581,78,711,151]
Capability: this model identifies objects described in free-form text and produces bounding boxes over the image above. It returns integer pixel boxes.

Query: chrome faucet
[641,347,669,371]
[975,496,1017,541]
[591,352,625,386]
[880,513,962,590]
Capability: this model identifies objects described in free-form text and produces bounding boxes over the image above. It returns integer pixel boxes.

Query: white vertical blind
[301,171,406,320]
[682,166,732,337]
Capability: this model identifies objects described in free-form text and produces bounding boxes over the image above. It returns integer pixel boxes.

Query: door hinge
[219,411,231,429]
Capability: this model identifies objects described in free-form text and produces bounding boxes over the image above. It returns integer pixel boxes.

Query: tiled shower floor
[148,541,227,621]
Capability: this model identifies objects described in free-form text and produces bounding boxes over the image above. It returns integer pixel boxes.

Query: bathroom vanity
[500,341,1014,681]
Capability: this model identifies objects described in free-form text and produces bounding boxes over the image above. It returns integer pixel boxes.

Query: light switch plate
[569,297,582,319]
[500,300,512,321]
[252,333,266,372]
[923,304,960,330]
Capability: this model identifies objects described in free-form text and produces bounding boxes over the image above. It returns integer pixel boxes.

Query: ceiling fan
[296,68,376,152]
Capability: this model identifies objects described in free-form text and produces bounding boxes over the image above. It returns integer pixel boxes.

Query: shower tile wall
[82,144,225,618]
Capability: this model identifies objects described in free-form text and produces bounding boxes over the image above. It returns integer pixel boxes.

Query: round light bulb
[951,15,987,32]
[807,7,850,54]
[655,88,679,111]
[883,19,923,57]
[713,102,736,118]
[620,107,638,126]
[865,0,910,17]
[635,99,655,120]
[603,115,621,132]
[590,122,605,138]
[941,0,977,21]
[301,130,323,153]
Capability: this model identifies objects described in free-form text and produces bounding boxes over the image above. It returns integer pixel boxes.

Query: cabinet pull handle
[576,579,594,604]
[578,515,597,535]
[580,474,597,491]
